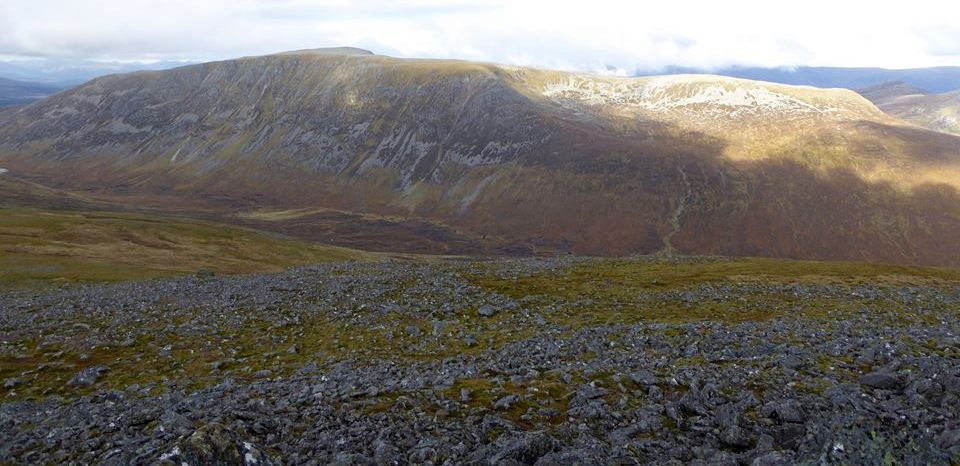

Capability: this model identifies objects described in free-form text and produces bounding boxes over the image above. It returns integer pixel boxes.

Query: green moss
[674,355,708,367]
[360,393,401,415]
[468,257,960,326]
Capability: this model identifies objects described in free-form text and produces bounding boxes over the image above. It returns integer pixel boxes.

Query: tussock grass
[0,207,371,288]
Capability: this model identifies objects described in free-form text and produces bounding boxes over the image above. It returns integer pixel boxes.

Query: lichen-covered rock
[157,423,278,466]
[67,365,109,387]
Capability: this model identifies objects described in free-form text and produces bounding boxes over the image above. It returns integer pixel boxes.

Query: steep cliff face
[3,50,960,264]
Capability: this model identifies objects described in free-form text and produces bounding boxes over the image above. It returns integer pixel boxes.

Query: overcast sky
[2,0,959,73]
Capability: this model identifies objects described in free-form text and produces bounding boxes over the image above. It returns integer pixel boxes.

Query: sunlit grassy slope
[0,208,371,288]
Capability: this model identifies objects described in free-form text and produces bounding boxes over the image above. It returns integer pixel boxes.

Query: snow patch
[0,168,7,175]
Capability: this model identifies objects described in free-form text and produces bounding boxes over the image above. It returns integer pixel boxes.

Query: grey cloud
[1,0,959,71]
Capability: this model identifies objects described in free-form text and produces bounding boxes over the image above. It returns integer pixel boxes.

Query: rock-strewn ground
[1,257,959,465]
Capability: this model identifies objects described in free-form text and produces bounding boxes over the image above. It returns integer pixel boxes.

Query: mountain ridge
[640,65,960,93]
[2,50,960,265]
[858,80,928,101]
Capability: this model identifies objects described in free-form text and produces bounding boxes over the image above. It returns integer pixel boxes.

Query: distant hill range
[0,58,196,86]
[859,81,960,136]
[639,66,960,93]
[0,57,197,106]
[0,78,63,108]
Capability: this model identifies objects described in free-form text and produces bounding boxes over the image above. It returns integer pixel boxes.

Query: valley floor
[1,257,959,464]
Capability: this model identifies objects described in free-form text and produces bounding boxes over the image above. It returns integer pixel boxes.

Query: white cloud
[0,0,959,70]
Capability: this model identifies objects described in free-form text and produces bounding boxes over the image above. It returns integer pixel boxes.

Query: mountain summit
[276,47,375,56]
[2,50,960,264]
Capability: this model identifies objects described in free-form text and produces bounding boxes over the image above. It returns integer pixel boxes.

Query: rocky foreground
[1,257,959,465]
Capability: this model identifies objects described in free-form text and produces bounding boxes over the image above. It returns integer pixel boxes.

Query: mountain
[0,77,63,107]
[858,80,929,102]
[859,81,960,136]
[2,49,960,265]
[640,66,960,93]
